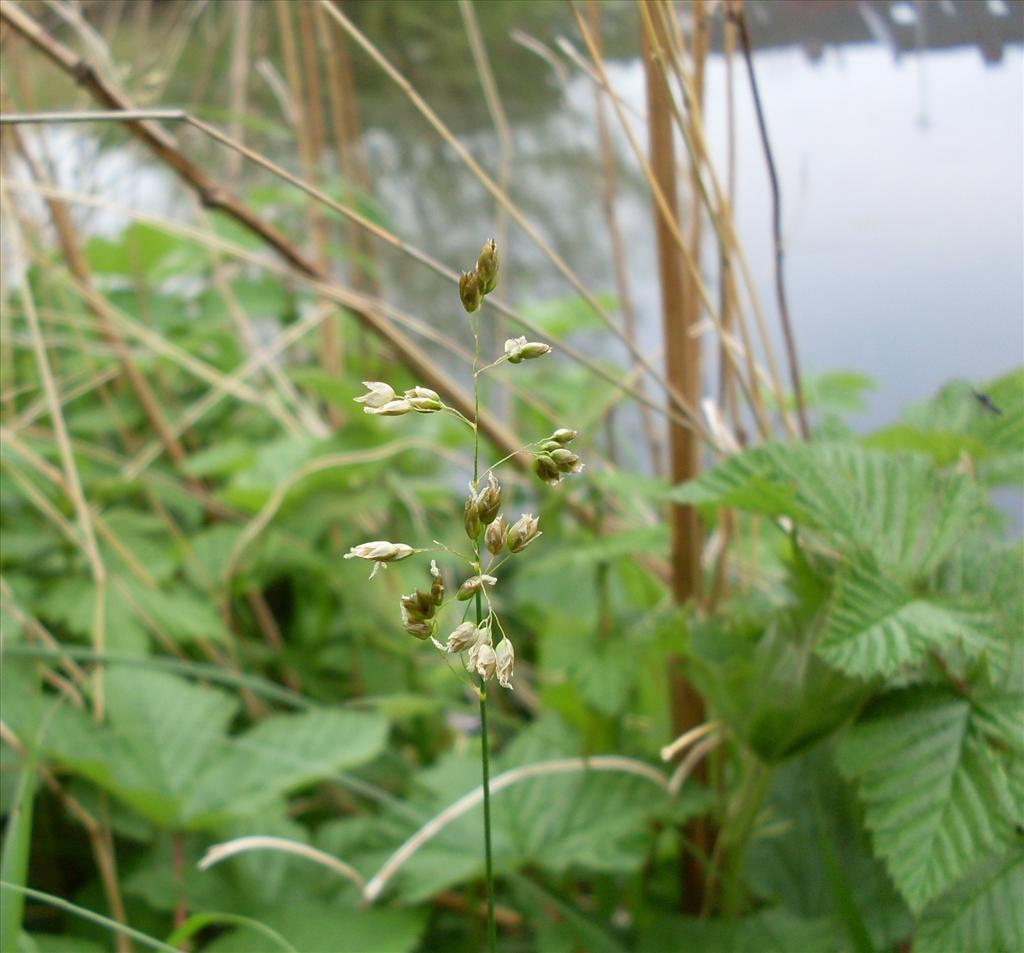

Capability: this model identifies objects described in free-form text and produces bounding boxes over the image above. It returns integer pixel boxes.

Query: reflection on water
[359,1,1022,441]
[10,2,1022,455]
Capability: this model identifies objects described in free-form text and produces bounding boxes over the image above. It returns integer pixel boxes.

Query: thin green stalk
[470,309,497,953]
[0,882,178,953]
[473,321,481,485]
[478,660,497,952]
[720,756,772,918]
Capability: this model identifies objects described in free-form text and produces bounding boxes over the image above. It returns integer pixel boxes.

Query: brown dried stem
[731,4,810,439]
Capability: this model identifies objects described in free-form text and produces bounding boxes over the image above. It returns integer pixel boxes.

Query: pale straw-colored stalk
[2,195,108,721]
[198,836,365,889]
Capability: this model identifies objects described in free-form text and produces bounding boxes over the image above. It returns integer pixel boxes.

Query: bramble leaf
[817,556,994,678]
[837,689,1018,912]
[914,847,1024,953]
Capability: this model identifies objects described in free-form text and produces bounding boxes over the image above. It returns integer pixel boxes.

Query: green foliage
[202,903,427,953]
[817,554,994,678]
[320,717,670,904]
[2,121,1020,950]
[836,689,1017,912]
[636,908,838,953]
[4,666,387,831]
[0,745,37,952]
[674,368,1023,943]
[866,369,1024,484]
[913,846,1024,953]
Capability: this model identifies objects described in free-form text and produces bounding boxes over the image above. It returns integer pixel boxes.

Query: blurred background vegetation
[0,1,1022,952]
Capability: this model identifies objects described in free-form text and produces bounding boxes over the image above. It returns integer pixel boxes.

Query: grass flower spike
[354,381,396,410]
[344,540,415,578]
[445,621,483,653]
[484,516,508,555]
[504,336,552,364]
[533,452,562,485]
[459,270,483,313]
[457,573,497,601]
[473,642,498,681]
[345,239,579,952]
[477,238,499,294]
[495,638,515,690]
[506,514,541,553]
[367,398,412,416]
[404,386,443,413]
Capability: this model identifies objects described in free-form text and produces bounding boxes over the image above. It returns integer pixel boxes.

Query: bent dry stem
[344,240,582,950]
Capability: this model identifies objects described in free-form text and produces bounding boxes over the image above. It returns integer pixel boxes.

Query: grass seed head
[476,238,499,295]
[459,270,483,313]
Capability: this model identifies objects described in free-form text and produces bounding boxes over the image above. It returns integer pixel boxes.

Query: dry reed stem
[668,729,724,798]
[2,108,140,453]
[187,1,233,111]
[198,835,365,888]
[569,3,792,440]
[10,364,121,432]
[719,2,741,432]
[459,0,512,384]
[0,454,87,552]
[644,4,779,440]
[317,1,381,306]
[571,3,766,437]
[639,0,710,912]
[196,201,321,438]
[221,440,471,598]
[359,756,671,903]
[586,0,664,476]
[13,419,241,523]
[145,0,210,106]
[225,0,251,179]
[121,302,332,478]
[511,29,571,88]
[660,720,721,763]
[0,426,207,663]
[2,194,108,722]
[647,1,796,437]
[0,579,89,689]
[42,265,299,431]
[281,0,341,400]
[6,122,213,496]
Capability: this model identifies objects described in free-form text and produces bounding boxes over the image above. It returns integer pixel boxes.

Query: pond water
[11,2,1023,470]
[355,2,1023,438]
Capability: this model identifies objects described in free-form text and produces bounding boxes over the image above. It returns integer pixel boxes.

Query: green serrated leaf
[914,847,1024,953]
[184,709,389,825]
[675,444,986,581]
[817,557,994,678]
[837,690,1017,912]
[746,743,909,953]
[690,615,871,763]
